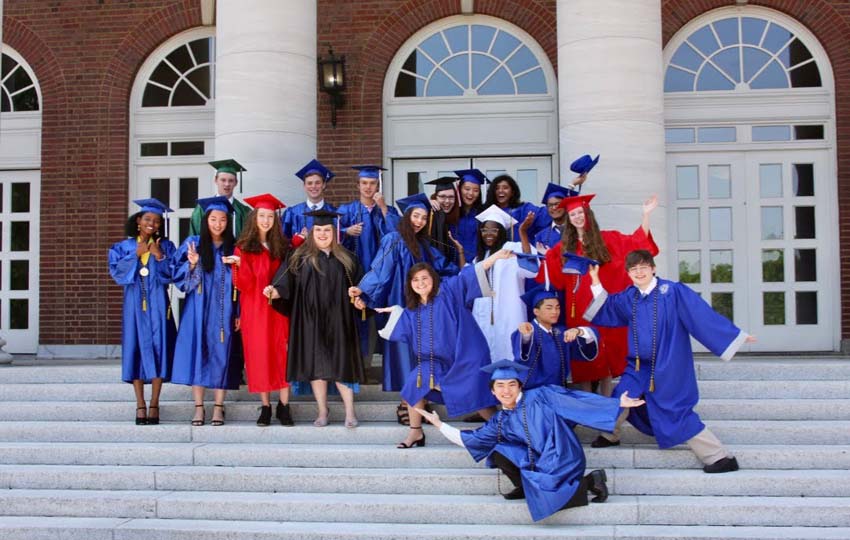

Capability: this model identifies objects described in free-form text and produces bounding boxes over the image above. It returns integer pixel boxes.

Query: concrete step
[4,517,850,540]
[0,442,847,470]
[1,398,846,422]
[2,419,847,445]
[696,380,850,399]
[1,490,849,526]
[2,464,848,497]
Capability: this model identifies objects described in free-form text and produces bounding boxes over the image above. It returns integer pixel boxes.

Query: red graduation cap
[244,193,286,211]
[559,193,595,213]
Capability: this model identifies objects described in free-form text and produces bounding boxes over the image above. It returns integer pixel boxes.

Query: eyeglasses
[481,227,501,234]
[627,265,653,273]
[546,201,563,209]
[435,195,455,201]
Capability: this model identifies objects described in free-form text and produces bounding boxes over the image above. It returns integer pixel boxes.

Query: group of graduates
[109,154,755,522]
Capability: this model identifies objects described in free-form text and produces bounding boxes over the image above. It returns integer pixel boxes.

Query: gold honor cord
[631,288,658,392]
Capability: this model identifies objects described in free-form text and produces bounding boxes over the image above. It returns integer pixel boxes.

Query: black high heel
[135,406,147,426]
[211,403,225,426]
[397,426,426,449]
[257,405,272,426]
[147,405,159,425]
[191,404,205,426]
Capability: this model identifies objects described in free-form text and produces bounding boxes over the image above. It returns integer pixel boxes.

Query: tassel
[429,372,435,390]
[197,284,202,294]
[220,328,225,343]
[232,287,237,302]
[361,309,366,321]
[570,303,575,318]
[635,356,640,371]
[142,299,147,312]
[166,304,172,320]
[649,377,655,393]
[416,372,422,388]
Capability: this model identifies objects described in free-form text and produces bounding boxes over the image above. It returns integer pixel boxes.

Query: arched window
[394,23,547,97]
[141,36,214,107]
[665,15,821,93]
[1,53,40,112]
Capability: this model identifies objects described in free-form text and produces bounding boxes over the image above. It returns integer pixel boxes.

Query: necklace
[415,302,435,389]
[631,287,658,392]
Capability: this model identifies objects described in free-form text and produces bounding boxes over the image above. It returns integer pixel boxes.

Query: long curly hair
[404,262,441,309]
[236,209,289,260]
[561,206,611,263]
[125,212,164,241]
[398,209,433,262]
[288,225,358,277]
[484,175,522,209]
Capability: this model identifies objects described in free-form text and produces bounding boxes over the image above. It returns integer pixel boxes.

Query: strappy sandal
[147,405,160,425]
[135,406,147,426]
[397,426,425,449]
[396,402,410,426]
[211,403,225,426]
[191,404,205,426]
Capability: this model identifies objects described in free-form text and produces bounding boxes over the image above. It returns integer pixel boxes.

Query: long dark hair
[404,262,441,309]
[459,179,484,217]
[484,175,521,209]
[562,206,611,263]
[236,208,289,260]
[475,221,507,262]
[125,212,164,240]
[398,209,433,262]
[199,210,235,272]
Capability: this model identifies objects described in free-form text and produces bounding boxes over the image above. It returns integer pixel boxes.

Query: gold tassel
[571,303,575,318]
[361,309,366,321]
[429,372,435,390]
[142,299,147,312]
[197,284,202,294]
[649,377,655,393]
[635,356,640,371]
[232,287,237,302]
[220,328,225,343]
[166,305,172,320]
[350,296,355,304]
[416,372,422,388]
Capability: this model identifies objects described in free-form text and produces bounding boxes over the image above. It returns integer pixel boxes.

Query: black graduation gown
[272,250,366,384]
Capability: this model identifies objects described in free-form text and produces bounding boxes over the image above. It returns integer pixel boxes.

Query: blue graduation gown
[108,237,177,383]
[510,320,598,390]
[171,237,240,390]
[281,201,338,239]
[585,278,747,448]
[461,385,621,522]
[505,202,551,242]
[533,224,562,251]
[379,263,496,416]
[456,209,480,257]
[358,231,459,391]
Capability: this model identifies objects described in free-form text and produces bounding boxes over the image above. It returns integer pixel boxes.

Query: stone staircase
[0,357,849,539]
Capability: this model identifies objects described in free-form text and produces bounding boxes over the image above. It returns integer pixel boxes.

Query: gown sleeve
[441,262,493,307]
[172,237,202,293]
[459,419,500,462]
[605,226,659,257]
[429,243,459,277]
[536,243,569,290]
[583,287,632,328]
[381,207,401,233]
[357,234,400,307]
[270,255,295,315]
[377,305,411,344]
[672,282,748,361]
[153,239,177,285]
[512,327,534,361]
[539,385,622,432]
[108,240,137,286]
[571,326,599,361]
[232,247,255,293]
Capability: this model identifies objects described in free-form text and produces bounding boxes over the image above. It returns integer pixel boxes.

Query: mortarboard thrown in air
[541,182,579,205]
[244,193,286,212]
[475,204,517,230]
[481,359,530,381]
[351,165,386,179]
[454,168,490,186]
[425,177,457,194]
[520,286,560,310]
[296,159,335,183]
[558,193,595,213]
[570,154,600,176]
[396,193,431,214]
[209,158,247,194]
[197,195,235,215]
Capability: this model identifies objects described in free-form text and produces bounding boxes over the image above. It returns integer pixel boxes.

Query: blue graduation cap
[562,251,599,275]
[133,198,173,216]
[197,195,235,215]
[396,193,431,214]
[570,154,600,176]
[295,159,335,183]
[481,359,530,381]
[454,168,490,186]
[521,287,560,310]
[540,182,579,205]
[351,165,386,179]
[515,252,544,274]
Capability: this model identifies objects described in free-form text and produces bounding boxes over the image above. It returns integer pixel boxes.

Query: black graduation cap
[305,208,342,227]
[425,177,457,193]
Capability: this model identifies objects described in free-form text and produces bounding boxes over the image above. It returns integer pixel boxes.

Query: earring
[137,225,141,231]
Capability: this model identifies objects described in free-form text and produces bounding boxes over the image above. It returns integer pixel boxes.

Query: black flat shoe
[276,401,295,426]
[703,456,739,474]
[211,403,225,426]
[587,469,608,503]
[191,404,205,426]
[397,426,425,448]
[135,406,147,426]
[503,486,525,500]
[257,405,272,426]
[590,435,620,448]
[147,405,159,426]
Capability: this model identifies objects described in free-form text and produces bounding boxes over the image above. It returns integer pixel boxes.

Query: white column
[557,0,667,267]
[214,0,317,203]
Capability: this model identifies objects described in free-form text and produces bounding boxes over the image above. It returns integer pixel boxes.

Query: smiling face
[410,268,434,301]
[206,210,229,240]
[303,174,327,203]
[409,207,429,233]
[568,206,586,230]
[136,212,162,239]
[546,196,566,221]
[460,182,480,207]
[358,177,378,201]
[533,298,561,326]
[491,379,521,408]
[255,208,276,236]
[214,172,238,198]
[312,223,334,250]
[627,262,656,290]
[435,189,456,213]
[494,180,513,207]
[480,221,502,248]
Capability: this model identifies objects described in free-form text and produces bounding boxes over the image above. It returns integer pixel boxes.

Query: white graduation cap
[475,204,517,231]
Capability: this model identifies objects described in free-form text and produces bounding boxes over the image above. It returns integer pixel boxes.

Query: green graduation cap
[209,158,247,193]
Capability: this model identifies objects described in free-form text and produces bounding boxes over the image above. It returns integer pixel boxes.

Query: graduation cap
[197,195,235,215]
[425,177,457,194]
[396,193,431,214]
[570,154,600,176]
[558,193,595,213]
[306,208,343,243]
[209,158,247,194]
[521,287,560,310]
[296,159,335,183]
[562,251,599,275]
[352,165,386,179]
[244,193,286,211]
[454,168,490,186]
[515,252,544,274]
[475,204,517,230]
[481,359,530,381]
[540,182,579,205]
[134,198,173,237]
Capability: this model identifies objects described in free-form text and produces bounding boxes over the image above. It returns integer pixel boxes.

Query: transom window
[665,16,821,92]
[142,37,214,107]
[1,53,39,112]
[394,23,547,97]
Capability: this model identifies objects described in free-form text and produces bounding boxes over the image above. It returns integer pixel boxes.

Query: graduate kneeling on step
[583,249,757,474]
[416,360,645,522]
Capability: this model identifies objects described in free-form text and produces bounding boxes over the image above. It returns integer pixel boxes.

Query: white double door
[391,156,553,204]
[667,150,837,351]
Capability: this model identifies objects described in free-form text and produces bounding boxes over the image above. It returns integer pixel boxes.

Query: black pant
[491,451,590,509]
